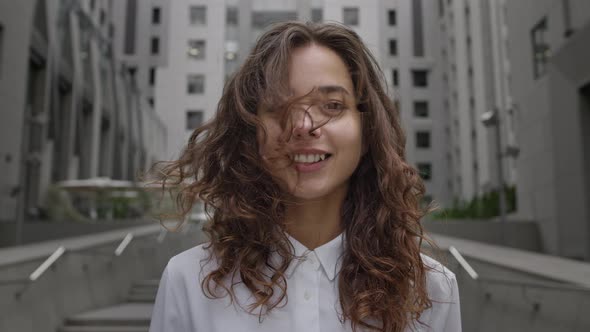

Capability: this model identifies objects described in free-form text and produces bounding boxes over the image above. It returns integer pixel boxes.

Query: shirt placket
[295,251,321,332]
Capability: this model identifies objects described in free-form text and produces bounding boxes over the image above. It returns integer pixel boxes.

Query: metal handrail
[114,233,134,256]
[1,231,135,287]
[0,246,66,286]
[448,246,590,293]
[68,232,137,258]
[157,229,167,243]
[449,246,479,280]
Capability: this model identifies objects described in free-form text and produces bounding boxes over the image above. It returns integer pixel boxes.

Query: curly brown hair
[153,21,434,332]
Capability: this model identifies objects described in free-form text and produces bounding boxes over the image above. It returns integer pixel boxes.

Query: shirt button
[304,291,311,300]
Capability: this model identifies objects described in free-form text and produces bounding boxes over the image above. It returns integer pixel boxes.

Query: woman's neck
[284,188,347,250]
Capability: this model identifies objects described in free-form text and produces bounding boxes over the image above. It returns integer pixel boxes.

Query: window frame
[189,6,207,25]
[187,39,206,60]
[343,7,359,26]
[416,131,431,149]
[413,101,429,118]
[417,162,432,181]
[150,36,160,55]
[187,74,205,94]
[152,6,162,25]
[186,110,204,130]
[388,10,397,26]
[389,39,397,56]
[531,17,549,79]
[412,69,428,87]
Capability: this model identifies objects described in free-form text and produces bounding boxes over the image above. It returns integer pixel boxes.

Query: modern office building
[155,0,226,159]
[156,0,451,205]
[504,0,590,259]
[0,0,167,222]
[111,0,171,120]
[437,0,517,202]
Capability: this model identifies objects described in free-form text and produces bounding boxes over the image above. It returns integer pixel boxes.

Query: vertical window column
[0,24,4,77]
[531,17,549,79]
[412,0,424,56]
[124,0,137,55]
[152,6,161,25]
[151,37,160,55]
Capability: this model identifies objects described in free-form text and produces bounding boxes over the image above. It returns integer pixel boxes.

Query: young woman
[149,22,461,332]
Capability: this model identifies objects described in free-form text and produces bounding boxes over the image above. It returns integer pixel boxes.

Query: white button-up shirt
[150,233,461,332]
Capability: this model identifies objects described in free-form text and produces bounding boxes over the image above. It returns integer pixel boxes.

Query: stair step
[133,280,160,287]
[127,296,156,303]
[129,289,157,295]
[58,326,149,332]
[65,303,153,327]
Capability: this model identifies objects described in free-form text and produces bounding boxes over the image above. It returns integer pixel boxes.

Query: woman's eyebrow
[316,85,351,96]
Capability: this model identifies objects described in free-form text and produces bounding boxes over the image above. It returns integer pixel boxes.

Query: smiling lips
[290,149,332,172]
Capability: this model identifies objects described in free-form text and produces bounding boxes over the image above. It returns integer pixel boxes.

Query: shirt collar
[284,232,345,281]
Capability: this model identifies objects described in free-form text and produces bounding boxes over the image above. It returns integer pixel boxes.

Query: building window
[189,6,207,25]
[127,66,137,79]
[100,9,106,25]
[392,69,398,86]
[188,40,205,59]
[414,101,429,118]
[226,7,238,26]
[389,39,397,56]
[151,37,159,54]
[152,7,161,24]
[412,0,424,56]
[124,0,137,54]
[0,24,3,77]
[343,7,359,26]
[187,74,205,94]
[417,163,432,180]
[252,11,297,28]
[531,17,549,79]
[388,10,396,26]
[416,131,431,148]
[412,70,428,87]
[186,110,204,130]
[312,8,323,23]
[149,67,156,86]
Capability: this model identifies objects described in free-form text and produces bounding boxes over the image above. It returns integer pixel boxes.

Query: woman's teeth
[293,154,328,163]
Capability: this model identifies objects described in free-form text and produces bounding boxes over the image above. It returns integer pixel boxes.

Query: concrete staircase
[57,279,160,332]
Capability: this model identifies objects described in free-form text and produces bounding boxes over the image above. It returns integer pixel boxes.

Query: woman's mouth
[291,153,332,172]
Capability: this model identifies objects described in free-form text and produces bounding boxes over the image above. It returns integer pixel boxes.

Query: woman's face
[258,44,363,201]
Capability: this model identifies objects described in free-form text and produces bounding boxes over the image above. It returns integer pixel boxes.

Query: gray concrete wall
[505,0,590,260]
[0,221,155,248]
[0,1,35,221]
[0,0,169,226]
[0,223,205,332]
[424,219,542,252]
[445,254,590,332]
[432,234,590,331]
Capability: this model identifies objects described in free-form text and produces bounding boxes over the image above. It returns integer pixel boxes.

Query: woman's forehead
[287,44,354,98]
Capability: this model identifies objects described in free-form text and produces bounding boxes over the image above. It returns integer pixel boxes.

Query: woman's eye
[324,102,345,111]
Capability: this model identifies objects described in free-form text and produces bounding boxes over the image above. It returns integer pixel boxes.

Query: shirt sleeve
[442,275,462,332]
[149,263,190,332]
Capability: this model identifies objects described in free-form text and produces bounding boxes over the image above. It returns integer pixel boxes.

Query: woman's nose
[291,109,320,139]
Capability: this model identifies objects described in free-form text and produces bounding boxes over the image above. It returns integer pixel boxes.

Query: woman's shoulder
[165,242,217,278]
[420,253,458,300]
